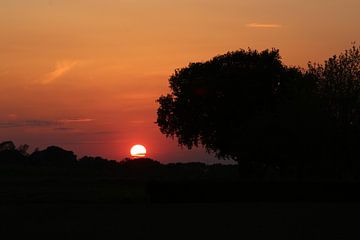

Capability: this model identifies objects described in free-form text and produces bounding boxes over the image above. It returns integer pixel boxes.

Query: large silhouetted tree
[156,49,304,177]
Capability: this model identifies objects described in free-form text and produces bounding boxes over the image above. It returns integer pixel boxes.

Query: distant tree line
[0,141,239,181]
[157,44,360,181]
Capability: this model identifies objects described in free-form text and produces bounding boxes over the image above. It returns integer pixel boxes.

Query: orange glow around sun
[130,144,147,158]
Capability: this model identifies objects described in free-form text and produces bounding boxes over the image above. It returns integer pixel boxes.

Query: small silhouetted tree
[156,49,303,178]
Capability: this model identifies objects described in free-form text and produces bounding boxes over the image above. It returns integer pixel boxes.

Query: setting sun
[130,145,147,158]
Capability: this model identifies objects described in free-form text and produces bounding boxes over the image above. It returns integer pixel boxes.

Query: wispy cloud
[246,23,282,28]
[6,114,18,120]
[58,118,94,123]
[41,60,78,84]
[0,120,55,128]
[0,118,94,129]
[130,120,145,125]
[53,127,75,131]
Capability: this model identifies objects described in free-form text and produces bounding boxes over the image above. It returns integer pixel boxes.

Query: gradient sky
[1,0,359,163]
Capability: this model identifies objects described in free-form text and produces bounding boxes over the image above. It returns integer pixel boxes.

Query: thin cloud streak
[58,118,94,123]
[53,127,75,131]
[246,23,282,28]
[0,120,55,128]
[0,118,94,129]
[40,60,78,84]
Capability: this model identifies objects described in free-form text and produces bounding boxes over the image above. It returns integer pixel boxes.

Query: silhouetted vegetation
[29,146,77,167]
[0,141,239,181]
[2,140,360,206]
[157,45,360,180]
[1,46,360,183]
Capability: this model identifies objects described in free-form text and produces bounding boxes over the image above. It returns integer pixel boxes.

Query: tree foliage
[306,44,360,179]
[156,49,301,165]
[308,44,360,128]
[156,45,360,180]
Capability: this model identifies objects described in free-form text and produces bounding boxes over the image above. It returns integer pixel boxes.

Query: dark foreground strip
[147,181,360,203]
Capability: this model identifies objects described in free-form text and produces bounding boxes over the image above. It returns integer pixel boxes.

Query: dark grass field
[1,179,360,239]
[1,202,360,239]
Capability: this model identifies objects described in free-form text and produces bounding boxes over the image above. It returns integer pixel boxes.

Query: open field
[1,179,360,239]
[1,202,360,239]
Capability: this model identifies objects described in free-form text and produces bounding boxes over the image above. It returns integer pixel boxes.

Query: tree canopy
[306,44,360,179]
[156,45,360,180]
[156,49,302,165]
[308,44,360,129]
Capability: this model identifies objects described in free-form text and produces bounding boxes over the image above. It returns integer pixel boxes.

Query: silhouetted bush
[166,162,208,180]
[118,158,164,180]
[29,146,77,167]
[0,149,26,165]
[77,156,121,177]
[78,156,119,168]
[0,141,27,165]
[0,141,16,151]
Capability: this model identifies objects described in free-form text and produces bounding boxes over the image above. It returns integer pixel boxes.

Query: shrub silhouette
[0,149,26,165]
[0,141,16,152]
[29,146,77,167]
[78,156,119,168]
[118,158,164,180]
[0,141,26,165]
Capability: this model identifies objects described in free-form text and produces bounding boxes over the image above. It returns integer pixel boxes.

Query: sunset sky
[1,0,359,163]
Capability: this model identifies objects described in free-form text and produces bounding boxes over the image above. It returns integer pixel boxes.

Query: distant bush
[29,146,77,167]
